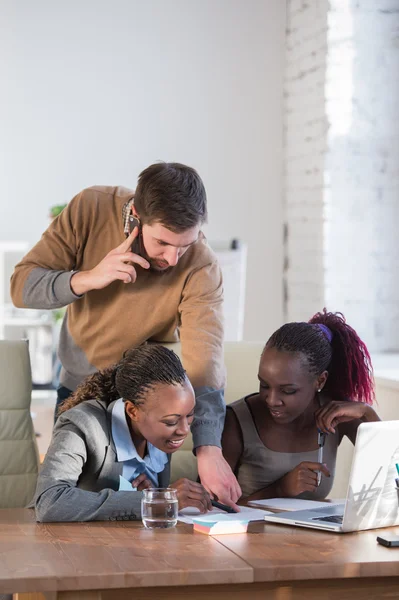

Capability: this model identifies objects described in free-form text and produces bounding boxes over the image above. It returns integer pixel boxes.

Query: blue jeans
[54,385,72,423]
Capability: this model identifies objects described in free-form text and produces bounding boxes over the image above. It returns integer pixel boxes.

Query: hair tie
[317,323,333,343]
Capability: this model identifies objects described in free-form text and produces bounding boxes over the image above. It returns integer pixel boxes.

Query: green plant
[49,204,67,219]
[53,308,66,324]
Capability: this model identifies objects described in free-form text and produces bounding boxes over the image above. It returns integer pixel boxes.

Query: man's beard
[142,246,172,274]
[148,258,173,274]
[137,234,173,274]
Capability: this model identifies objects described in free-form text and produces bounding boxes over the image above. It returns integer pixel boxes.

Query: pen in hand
[211,499,238,513]
[317,431,326,486]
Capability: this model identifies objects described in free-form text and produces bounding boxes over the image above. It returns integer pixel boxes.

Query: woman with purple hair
[221,310,380,502]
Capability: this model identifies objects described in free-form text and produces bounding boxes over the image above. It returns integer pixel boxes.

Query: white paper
[178,505,271,524]
[248,498,346,512]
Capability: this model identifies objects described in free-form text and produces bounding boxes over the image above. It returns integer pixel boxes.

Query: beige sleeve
[179,261,226,448]
[10,190,88,309]
[179,260,225,389]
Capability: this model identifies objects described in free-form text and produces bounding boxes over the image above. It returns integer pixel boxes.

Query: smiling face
[258,346,328,425]
[125,380,195,453]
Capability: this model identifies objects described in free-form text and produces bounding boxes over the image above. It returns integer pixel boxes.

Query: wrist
[246,480,284,502]
[196,445,222,459]
[273,480,284,497]
[70,270,92,295]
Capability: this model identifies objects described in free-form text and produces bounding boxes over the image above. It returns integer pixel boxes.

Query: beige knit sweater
[11,186,226,447]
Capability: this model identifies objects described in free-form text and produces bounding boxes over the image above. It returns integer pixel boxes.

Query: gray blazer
[33,399,171,522]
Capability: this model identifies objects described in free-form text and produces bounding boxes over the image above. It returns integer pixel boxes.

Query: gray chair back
[0,340,39,508]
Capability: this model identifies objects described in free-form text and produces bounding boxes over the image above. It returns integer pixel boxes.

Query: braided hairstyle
[59,345,187,414]
[265,309,374,405]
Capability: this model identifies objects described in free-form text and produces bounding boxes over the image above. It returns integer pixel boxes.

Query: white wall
[283,0,399,352]
[0,0,286,341]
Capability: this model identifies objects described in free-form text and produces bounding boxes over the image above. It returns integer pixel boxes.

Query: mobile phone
[128,215,144,257]
[376,534,399,547]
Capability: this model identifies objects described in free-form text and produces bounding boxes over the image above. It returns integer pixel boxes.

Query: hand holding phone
[71,224,149,294]
[128,215,144,257]
[376,534,399,547]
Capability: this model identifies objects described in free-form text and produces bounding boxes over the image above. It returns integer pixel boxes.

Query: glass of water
[141,488,178,529]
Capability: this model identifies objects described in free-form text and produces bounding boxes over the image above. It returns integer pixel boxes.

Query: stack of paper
[179,505,270,535]
[193,513,250,535]
[248,498,346,512]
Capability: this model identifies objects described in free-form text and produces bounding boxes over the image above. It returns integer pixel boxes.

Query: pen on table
[395,477,399,489]
[211,500,237,513]
[317,431,326,486]
[396,463,399,477]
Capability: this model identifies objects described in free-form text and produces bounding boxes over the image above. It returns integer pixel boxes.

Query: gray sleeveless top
[229,396,340,499]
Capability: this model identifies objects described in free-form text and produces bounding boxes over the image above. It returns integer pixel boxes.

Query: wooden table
[1,509,399,600]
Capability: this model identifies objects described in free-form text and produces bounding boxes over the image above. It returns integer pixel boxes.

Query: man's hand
[71,227,150,295]
[171,478,212,513]
[276,461,330,497]
[196,446,241,511]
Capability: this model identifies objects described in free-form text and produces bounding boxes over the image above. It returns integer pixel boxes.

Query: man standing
[11,162,241,508]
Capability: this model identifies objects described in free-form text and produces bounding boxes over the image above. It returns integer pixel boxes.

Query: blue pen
[395,463,399,477]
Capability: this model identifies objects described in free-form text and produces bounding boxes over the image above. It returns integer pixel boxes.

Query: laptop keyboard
[312,514,343,524]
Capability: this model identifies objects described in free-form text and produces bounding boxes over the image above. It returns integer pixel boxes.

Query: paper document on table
[178,505,271,524]
[248,498,346,512]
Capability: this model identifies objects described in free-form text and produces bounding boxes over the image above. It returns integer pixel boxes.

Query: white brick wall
[284,0,330,321]
[284,0,399,351]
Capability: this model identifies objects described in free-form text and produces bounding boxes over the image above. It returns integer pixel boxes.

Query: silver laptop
[264,420,399,533]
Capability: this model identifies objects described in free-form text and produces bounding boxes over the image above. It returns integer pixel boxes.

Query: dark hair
[134,162,207,232]
[59,345,188,414]
[265,309,374,405]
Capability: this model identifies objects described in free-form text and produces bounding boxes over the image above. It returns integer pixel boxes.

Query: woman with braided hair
[222,310,380,503]
[34,345,211,522]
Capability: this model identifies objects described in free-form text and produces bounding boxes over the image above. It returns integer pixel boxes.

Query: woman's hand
[276,462,330,497]
[132,473,152,491]
[315,401,375,434]
[171,478,212,513]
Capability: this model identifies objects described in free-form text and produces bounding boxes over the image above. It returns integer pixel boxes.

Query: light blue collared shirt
[111,398,168,487]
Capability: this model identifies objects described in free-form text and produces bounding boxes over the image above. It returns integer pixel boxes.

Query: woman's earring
[317,388,322,393]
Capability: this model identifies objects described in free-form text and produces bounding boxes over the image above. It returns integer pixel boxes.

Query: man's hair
[134,162,208,232]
